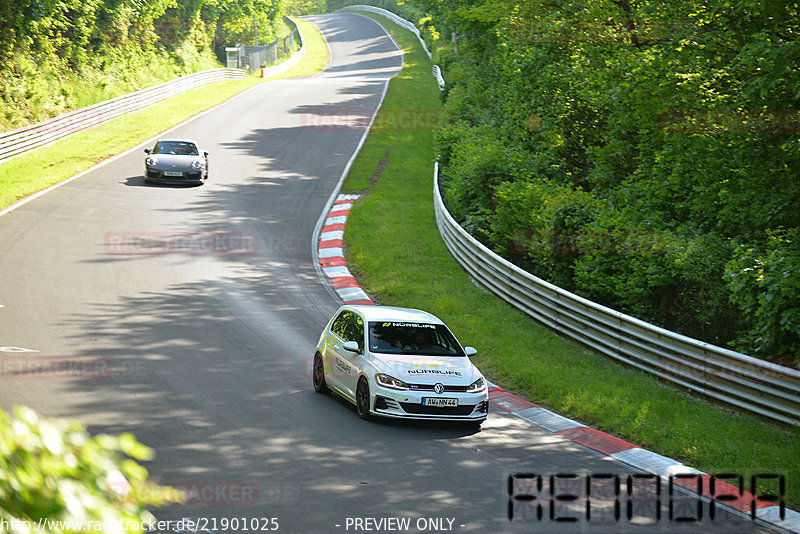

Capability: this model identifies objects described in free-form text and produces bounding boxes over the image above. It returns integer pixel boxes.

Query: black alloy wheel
[356,377,371,420]
[313,353,329,393]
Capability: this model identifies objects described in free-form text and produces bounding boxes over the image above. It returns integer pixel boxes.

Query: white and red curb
[318,194,373,305]
[315,195,798,533]
[490,385,799,531]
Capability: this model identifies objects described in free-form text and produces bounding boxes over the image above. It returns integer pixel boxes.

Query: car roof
[156,138,199,145]
[344,305,445,325]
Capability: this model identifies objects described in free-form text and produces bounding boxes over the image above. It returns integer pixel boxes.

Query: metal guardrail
[0,68,245,164]
[432,65,445,91]
[340,6,444,90]
[340,5,433,59]
[433,162,800,426]
[232,16,301,73]
[259,18,306,79]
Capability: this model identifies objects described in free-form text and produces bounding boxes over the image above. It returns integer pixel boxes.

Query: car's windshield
[153,141,198,156]
[368,321,465,356]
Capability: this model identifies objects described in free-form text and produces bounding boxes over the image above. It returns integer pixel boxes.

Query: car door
[322,311,364,400]
[332,311,365,400]
[320,311,347,394]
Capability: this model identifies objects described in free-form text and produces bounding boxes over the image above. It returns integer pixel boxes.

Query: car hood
[149,154,203,168]
[371,354,481,384]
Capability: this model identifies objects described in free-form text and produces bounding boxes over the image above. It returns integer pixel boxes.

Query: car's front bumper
[370,386,489,421]
[145,168,204,184]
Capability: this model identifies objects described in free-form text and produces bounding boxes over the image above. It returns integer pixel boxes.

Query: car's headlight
[375,373,410,390]
[146,157,158,167]
[467,377,486,393]
[191,159,202,169]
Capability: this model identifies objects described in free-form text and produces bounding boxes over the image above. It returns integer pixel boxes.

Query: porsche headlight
[467,376,486,393]
[146,157,158,167]
[191,159,202,169]
[375,373,410,390]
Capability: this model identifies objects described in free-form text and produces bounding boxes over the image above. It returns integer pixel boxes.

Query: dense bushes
[416,0,800,364]
[0,0,290,130]
[0,406,176,532]
[726,229,800,363]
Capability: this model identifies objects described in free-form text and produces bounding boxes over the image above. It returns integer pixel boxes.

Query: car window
[343,313,364,350]
[331,312,349,338]
[153,141,199,156]
[368,322,465,356]
[331,311,364,350]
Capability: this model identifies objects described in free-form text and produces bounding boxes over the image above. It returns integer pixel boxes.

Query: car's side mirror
[464,346,477,357]
[342,341,360,354]
[144,148,151,154]
[204,151,209,157]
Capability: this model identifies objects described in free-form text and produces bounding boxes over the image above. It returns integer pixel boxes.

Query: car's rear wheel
[312,353,329,394]
[356,377,371,420]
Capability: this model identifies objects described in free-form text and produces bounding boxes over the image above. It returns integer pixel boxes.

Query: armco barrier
[339,7,444,90]
[259,23,306,79]
[432,65,445,91]
[433,162,800,426]
[0,68,245,164]
[340,5,433,59]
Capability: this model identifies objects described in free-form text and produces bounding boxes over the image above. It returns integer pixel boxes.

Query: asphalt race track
[0,14,778,534]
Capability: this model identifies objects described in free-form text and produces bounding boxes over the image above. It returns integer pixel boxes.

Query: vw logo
[433,383,445,394]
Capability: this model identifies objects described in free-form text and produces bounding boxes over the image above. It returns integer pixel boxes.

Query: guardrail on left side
[0,68,246,164]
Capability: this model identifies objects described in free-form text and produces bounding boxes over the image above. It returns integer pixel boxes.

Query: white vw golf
[313,305,489,425]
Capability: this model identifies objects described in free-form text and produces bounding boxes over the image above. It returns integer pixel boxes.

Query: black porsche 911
[144,139,208,185]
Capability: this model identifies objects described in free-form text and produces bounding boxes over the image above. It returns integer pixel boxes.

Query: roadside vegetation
[387,0,799,367]
[0,0,318,132]
[0,406,180,533]
[0,16,328,210]
[1,0,796,517]
[340,13,800,508]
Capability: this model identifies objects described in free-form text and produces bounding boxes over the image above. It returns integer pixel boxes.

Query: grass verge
[0,16,329,210]
[341,14,800,507]
[271,17,330,80]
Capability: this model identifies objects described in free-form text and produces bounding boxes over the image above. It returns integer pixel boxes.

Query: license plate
[164,171,183,176]
[422,397,457,407]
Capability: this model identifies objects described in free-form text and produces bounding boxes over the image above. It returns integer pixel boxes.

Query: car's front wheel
[356,377,371,420]
[312,353,329,394]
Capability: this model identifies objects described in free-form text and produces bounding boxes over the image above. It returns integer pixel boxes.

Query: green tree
[1,405,179,533]
[726,229,800,364]
[416,0,800,362]
[0,0,292,129]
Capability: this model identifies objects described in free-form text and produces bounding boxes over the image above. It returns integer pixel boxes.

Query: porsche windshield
[368,321,465,356]
[153,141,199,156]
